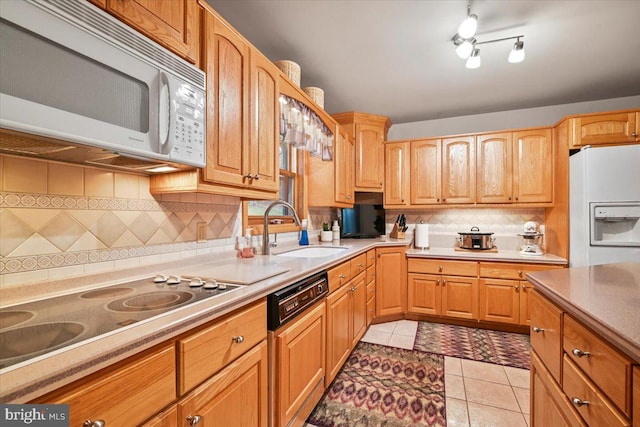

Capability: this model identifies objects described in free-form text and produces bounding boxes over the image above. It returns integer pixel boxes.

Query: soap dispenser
[332,220,340,241]
[299,219,309,245]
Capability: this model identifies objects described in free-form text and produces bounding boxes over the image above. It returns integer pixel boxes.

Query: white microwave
[0,0,206,172]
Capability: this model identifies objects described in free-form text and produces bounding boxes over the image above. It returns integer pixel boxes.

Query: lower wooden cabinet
[531,352,586,427]
[142,405,178,427]
[36,343,176,427]
[633,366,640,427]
[271,301,326,427]
[178,340,268,427]
[530,290,563,383]
[479,278,525,325]
[375,246,407,317]
[326,271,366,387]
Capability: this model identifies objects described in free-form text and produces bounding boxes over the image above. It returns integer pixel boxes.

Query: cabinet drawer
[366,249,376,267]
[178,299,267,394]
[479,262,562,280]
[367,296,375,325]
[530,290,562,383]
[350,253,367,277]
[366,265,376,284]
[563,314,632,415]
[328,261,351,293]
[366,280,375,302]
[408,258,478,276]
[563,356,630,427]
[42,343,176,427]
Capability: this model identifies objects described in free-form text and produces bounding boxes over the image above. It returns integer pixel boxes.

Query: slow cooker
[457,226,496,250]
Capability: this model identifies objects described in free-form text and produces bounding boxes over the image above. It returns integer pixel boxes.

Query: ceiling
[208,0,640,125]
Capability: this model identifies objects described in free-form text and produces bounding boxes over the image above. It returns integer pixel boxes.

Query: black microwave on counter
[340,204,386,238]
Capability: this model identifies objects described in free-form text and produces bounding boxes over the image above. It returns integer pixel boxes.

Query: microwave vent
[0,134,75,155]
[86,155,166,170]
[34,0,205,89]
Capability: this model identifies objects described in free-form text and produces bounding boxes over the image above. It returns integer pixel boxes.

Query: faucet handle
[269,241,278,248]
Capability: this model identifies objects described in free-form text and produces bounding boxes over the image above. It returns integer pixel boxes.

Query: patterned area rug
[413,321,530,369]
[307,342,446,427]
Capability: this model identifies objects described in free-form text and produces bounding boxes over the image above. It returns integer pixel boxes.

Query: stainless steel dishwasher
[267,271,328,427]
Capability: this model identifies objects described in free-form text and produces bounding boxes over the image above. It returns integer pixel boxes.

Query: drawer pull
[515,285,519,291]
[518,270,523,277]
[571,397,589,407]
[83,421,105,427]
[350,286,357,292]
[439,265,443,272]
[187,415,202,425]
[339,274,346,279]
[436,279,440,285]
[442,279,446,286]
[359,263,364,268]
[572,348,591,358]
[532,326,544,333]
[232,335,245,344]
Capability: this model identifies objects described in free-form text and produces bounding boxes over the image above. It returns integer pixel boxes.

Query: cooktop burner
[0,275,240,369]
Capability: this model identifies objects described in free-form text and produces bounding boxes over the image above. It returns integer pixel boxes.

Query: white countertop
[406,247,567,264]
[0,237,566,402]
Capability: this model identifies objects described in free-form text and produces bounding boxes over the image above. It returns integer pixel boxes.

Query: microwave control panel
[168,81,206,167]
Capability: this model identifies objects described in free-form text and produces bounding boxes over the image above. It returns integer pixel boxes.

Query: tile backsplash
[0,155,241,289]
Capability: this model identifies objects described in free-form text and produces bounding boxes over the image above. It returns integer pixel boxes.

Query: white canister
[320,230,333,242]
[414,223,430,249]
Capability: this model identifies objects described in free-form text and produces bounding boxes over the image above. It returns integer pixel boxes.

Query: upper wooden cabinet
[333,112,391,192]
[568,110,639,148]
[335,127,355,205]
[442,136,475,204]
[410,139,441,204]
[95,0,200,65]
[150,5,279,199]
[476,129,553,204]
[384,141,409,207]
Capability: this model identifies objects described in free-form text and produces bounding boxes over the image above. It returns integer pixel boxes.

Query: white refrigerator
[569,145,640,267]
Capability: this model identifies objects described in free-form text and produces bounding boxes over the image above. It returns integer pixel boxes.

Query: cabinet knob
[515,285,519,291]
[83,421,105,427]
[442,198,446,202]
[359,263,364,268]
[253,174,260,180]
[522,284,527,290]
[438,265,443,272]
[532,326,544,333]
[518,270,523,277]
[442,279,446,286]
[350,286,357,292]
[632,132,638,138]
[401,199,405,202]
[508,196,512,201]
[571,397,589,407]
[339,274,346,279]
[437,198,440,202]
[515,196,519,201]
[436,279,440,285]
[244,174,253,180]
[232,335,245,344]
[187,415,202,425]
[572,348,590,358]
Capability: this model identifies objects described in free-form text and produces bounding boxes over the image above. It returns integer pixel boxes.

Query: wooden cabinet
[335,126,355,204]
[98,0,200,64]
[407,259,478,320]
[271,302,325,427]
[569,110,639,147]
[633,366,639,427]
[142,405,178,427]
[410,139,441,204]
[531,352,586,427]
[178,299,267,394]
[150,5,279,199]
[375,246,407,317]
[478,262,562,326]
[476,129,552,204]
[36,344,176,427]
[441,136,475,204]
[384,141,409,207]
[530,290,563,383]
[332,112,391,192]
[178,340,268,427]
[365,249,376,326]
[326,270,367,386]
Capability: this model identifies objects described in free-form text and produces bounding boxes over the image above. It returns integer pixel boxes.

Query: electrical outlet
[196,222,207,243]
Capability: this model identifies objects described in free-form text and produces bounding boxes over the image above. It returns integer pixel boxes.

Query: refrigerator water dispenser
[590,202,640,247]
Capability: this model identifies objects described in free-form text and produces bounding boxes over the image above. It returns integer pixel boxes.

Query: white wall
[388,95,640,140]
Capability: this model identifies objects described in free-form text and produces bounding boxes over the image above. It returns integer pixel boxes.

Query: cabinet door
[384,142,409,206]
[530,290,562,383]
[355,123,384,190]
[411,139,441,204]
[376,247,407,316]
[274,302,325,427]
[571,112,639,146]
[476,133,513,204]
[441,276,478,320]
[202,12,249,187]
[633,366,639,427]
[519,282,533,326]
[248,50,279,192]
[442,136,475,204]
[351,272,368,348]
[178,340,268,427]
[326,285,352,386]
[479,278,519,324]
[105,0,199,64]
[407,273,441,315]
[142,405,177,427]
[513,129,553,203]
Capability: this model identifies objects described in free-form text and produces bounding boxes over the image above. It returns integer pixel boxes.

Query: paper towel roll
[414,223,430,249]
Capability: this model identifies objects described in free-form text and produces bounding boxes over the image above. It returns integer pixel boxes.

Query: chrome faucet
[262,200,301,255]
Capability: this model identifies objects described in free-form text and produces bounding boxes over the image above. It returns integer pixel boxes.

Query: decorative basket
[303,86,324,108]
[274,60,301,86]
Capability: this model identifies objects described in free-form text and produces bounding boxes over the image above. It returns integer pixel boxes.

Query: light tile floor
[307,320,531,427]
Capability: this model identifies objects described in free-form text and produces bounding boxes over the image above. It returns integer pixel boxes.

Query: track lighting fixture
[452,2,526,68]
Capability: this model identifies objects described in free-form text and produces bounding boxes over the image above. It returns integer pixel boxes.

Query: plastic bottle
[332,220,340,241]
[242,228,254,258]
[299,219,309,245]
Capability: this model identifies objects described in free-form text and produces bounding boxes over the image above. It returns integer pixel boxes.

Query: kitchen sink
[274,246,348,258]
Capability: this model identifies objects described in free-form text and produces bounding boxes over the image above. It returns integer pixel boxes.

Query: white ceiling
[208,0,640,125]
